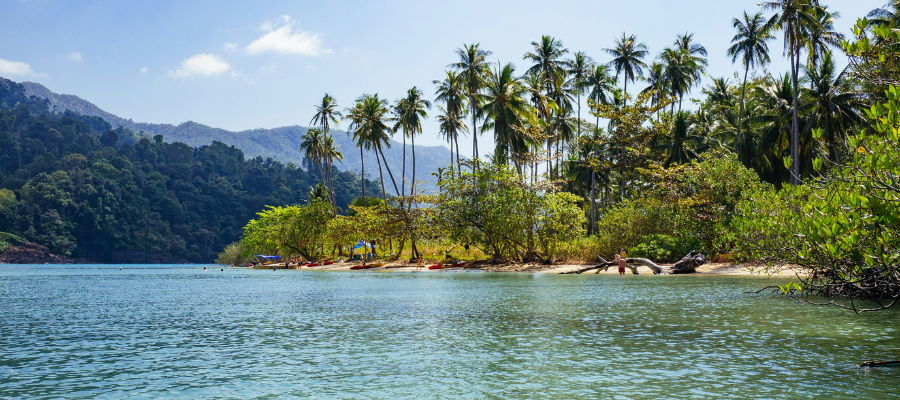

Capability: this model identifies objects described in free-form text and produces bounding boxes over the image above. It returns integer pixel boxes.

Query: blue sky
[0,0,883,154]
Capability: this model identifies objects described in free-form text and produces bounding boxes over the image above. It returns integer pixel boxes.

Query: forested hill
[20,81,454,193]
[0,78,380,263]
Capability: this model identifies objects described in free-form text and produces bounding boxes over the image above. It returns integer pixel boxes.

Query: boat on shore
[428,261,466,270]
[351,262,386,270]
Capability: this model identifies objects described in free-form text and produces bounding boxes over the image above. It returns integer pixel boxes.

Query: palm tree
[664,111,704,167]
[479,63,532,172]
[761,0,825,185]
[523,70,555,177]
[804,6,844,67]
[436,105,468,176]
[869,0,900,27]
[311,93,342,210]
[524,35,570,93]
[568,51,595,139]
[433,70,467,176]
[801,51,863,164]
[728,11,773,167]
[549,70,577,178]
[584,64,617,129]
[351,94,400,208]
[661,34,707,113]
[320,136,343,215]
[641,62,669,121]
[450,44,492,165]
[604,33,649,107]
[751,73,798,185]
[343,101,369,206]
[394,87,430,200]
[300,128,325,192]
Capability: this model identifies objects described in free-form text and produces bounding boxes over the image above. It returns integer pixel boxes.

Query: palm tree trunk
[360,146,367,207]
[410,133,417,206]
[375,146,388,209]
[401,133,407,197]
[454,133,461,178]
[327,159,337,216]
[737,64,750,166]
[590,170,596,236]
[471,95,478,165]
[378,144,402,198]
[790,37,800,186]
[620,79,629,200]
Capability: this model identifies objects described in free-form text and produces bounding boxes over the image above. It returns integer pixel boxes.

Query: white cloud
[68,52,83,62]
[224,42,238,51]
[168,54,231,78]
[246,17,330,56]
[0,57,36,76]
[140,67,148,73]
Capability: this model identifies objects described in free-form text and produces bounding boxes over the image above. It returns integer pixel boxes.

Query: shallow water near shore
[1,264,898,399]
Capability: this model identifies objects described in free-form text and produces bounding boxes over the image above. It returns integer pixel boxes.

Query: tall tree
[433,70,468,176]
[450,44,492,166]
[299,128,325,189]
[584,65,617,131]
[604,33,649,108]
[641,61,669,121]
[604,33,647,198]
[320,136,343,215]
[661,33,707,112]
[568,51,595,139]
[761,0,825,185]
[479,63,532,171]
[311,93,342,213]
[728,11,773,167]
[524,36,570,179]
[801,51,863,164]
[436,105,468,176]
[351,94,400,209]
[394,87,431,200]
[343,100,369,206]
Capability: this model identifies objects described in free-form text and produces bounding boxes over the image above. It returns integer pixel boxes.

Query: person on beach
[615,249,627,275]
[416,255,423,271]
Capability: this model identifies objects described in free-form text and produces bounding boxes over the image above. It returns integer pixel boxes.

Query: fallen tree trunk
[560,257,664,275]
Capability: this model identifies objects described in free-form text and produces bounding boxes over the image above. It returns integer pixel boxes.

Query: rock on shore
[0,242,77,264]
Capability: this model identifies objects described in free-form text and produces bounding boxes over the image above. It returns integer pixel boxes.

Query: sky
[0,0,884,155]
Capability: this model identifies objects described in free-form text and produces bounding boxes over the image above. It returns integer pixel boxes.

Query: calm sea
[1,264,898,399]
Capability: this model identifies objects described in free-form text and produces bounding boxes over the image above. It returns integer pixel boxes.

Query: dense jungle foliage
[0,78,377,262]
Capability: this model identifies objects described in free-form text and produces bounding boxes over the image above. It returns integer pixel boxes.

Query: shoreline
[256,260,806,278]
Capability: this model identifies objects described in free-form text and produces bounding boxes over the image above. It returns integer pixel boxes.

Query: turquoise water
[1,265,898,399]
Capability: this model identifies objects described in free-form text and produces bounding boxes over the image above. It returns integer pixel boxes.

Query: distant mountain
[20,81,455,193]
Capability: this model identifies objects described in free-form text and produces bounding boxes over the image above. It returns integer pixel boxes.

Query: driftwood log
[561,256,664,275]
[671,251,707,274]
[858,360,900,367]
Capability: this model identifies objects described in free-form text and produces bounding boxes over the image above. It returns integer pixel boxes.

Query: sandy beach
[280,260,807,277]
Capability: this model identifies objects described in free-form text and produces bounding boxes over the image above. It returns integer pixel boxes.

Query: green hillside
[20,81,454,193]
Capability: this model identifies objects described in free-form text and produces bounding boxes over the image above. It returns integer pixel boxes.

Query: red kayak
[307,263,321,267]
[322,261,335,265]
[451,261,466,268]
[426,264,443,270]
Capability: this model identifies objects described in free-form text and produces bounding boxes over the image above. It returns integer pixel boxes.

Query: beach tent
[353,240,376,249]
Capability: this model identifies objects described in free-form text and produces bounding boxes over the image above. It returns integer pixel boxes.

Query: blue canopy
[353,240,376,249]
[253,255,281,259]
